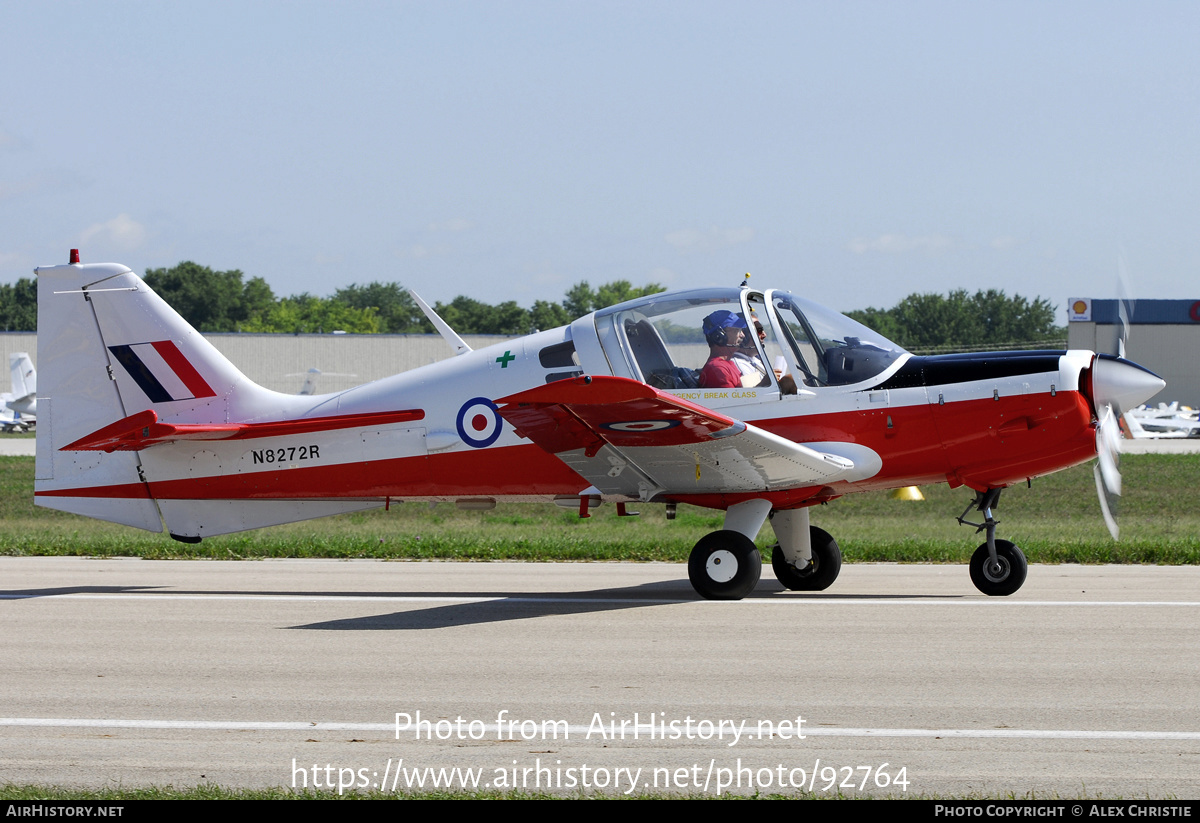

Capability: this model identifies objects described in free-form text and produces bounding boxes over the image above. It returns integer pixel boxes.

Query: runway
[2,557,1198,797]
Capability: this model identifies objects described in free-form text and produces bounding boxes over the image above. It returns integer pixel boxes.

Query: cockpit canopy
[592,287,906,391]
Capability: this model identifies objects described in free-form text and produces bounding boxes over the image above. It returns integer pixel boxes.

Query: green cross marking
[496,350,516,368]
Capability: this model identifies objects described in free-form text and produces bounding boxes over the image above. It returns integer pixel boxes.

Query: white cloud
[665,225,755,253]
[990,236,1019,250]
[846,233,953,255]
[79,214,148,251]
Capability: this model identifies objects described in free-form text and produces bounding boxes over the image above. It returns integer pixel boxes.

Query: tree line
[845,289,1064,352]
[0,262,1064,351]
[0,262,666,335]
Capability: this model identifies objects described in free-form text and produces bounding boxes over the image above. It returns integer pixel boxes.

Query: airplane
[32,250,1165,599]
[0,396,29,433]
[289,367,359,396]
[6,352,37,418]
[1123,402,1200,439]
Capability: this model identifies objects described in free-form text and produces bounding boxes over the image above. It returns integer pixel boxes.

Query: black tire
[969,540,1028,596]
[771,526,842,591]
[688,530,762,600]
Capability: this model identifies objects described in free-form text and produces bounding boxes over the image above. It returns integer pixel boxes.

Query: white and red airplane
[33,251,1164,599]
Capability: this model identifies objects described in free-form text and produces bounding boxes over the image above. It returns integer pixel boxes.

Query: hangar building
[1066,299,1199,407]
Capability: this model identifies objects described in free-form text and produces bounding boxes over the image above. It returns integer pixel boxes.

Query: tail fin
[34,258,379,537]
[36,261,165,529]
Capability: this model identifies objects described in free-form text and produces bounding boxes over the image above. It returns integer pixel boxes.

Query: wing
[495,376,853,501]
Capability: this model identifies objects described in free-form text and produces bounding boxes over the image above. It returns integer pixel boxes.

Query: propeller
[1087,260,1164,538]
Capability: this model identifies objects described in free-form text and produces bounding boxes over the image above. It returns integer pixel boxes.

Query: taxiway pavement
[3,557,1198,797]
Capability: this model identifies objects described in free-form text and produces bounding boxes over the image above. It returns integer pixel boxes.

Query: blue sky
[3,1,1197,318]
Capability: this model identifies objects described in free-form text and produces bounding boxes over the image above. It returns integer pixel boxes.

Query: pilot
[699,310,750,389]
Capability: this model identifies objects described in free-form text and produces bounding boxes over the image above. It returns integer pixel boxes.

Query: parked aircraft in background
[0,400,29,432]
[33,251,1164,599]
[1124,402,1200,439]
[6,352,36,418]
[290,368,358,396]
[0,352,36,432]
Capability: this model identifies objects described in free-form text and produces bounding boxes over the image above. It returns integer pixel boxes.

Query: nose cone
[1090,354,1165,413]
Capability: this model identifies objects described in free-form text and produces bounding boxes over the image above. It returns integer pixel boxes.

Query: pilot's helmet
[702,310,747,346]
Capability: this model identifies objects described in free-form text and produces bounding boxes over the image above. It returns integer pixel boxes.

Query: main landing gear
[957,489,1028,596]
[687,501,842,600]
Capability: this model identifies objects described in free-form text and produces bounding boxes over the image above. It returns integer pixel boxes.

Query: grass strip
[1,454,1196,565]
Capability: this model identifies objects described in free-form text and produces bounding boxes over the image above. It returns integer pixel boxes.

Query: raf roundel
[456,397,503,448]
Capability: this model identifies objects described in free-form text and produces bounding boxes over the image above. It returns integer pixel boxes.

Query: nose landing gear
[958,489,1028,596]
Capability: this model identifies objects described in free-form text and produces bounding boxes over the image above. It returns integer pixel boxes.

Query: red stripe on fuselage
[36,442,589,501]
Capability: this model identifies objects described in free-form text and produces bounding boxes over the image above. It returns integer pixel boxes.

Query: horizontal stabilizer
[64,408,425,452]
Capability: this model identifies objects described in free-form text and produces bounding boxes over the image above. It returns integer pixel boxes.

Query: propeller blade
[1093,404,1122,540]
[1093,464,1120,540]
[1116,250,1133,361]
[1096,405,1122,495]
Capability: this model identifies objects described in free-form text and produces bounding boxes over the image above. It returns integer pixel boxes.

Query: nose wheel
[968,539,1027,596]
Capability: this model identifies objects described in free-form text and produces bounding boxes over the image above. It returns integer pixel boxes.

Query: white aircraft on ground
[1123,402,1199,439]
[290,368,358,396]
[0,352,36,432]
[32,250,1164,599]
[6,352,36,417]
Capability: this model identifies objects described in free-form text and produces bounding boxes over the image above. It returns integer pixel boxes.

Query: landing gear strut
[958,489,1028,596]
[769,507,842,591]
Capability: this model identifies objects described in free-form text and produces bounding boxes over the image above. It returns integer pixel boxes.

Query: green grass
[0,454,1196,564]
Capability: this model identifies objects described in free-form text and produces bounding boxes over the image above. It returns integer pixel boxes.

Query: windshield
[770,292,907,386]
[594,288,773,391]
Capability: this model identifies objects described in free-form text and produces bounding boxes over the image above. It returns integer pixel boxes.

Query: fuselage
[83,290,1102,507]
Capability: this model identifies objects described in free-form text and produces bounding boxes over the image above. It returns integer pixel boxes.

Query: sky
[2,1,1198,318]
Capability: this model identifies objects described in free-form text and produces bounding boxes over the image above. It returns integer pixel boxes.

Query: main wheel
[969,540,1028,596]
[688,530,762,600]
[771,526,842,591]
